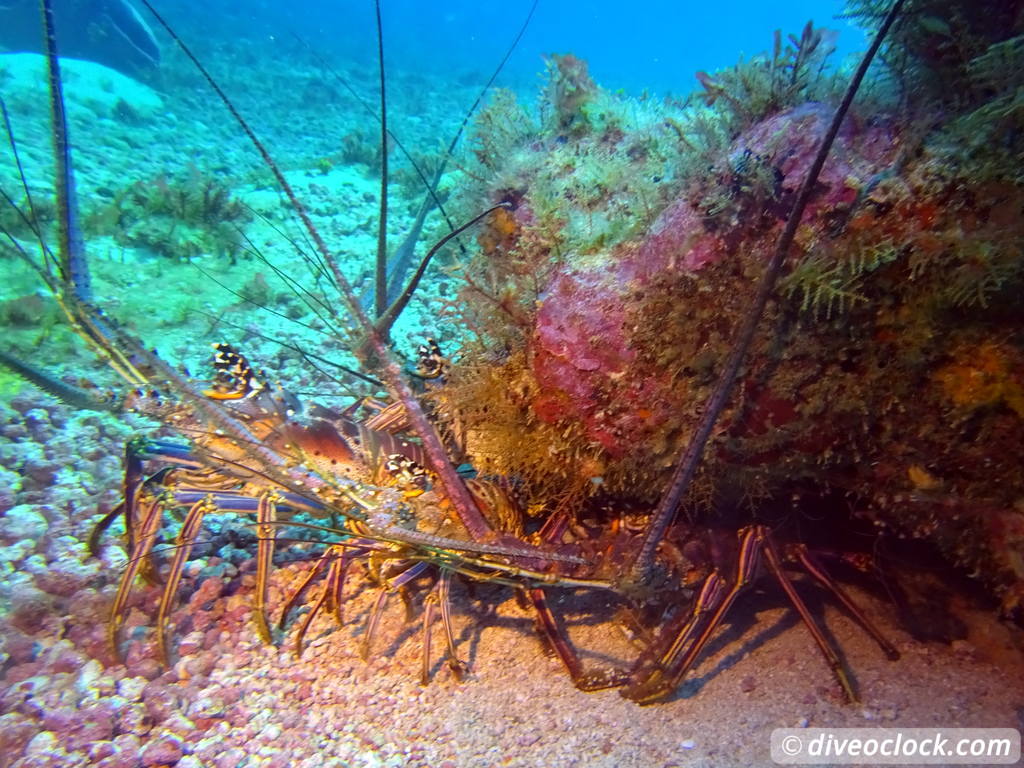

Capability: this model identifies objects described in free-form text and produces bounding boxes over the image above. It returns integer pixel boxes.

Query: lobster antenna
[0,97,57,272]
[293,0,536,253]
[285,2,538,322]
[440,0,538,167]
[630,0,909,583]
[37,0,153,388]
[38,0,89,300]
[31,0,383,526]
[0,350,116,412]
[375,203,510,338]
[373,0,389,320]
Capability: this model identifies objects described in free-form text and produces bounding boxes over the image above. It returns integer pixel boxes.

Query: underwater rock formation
[445,36,1024,615]
[529,102,897,459]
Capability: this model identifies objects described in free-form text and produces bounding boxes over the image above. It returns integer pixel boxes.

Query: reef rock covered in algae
[440,12,1024,614]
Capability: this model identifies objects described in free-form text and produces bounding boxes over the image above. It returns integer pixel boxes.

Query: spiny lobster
[0,0,908,705]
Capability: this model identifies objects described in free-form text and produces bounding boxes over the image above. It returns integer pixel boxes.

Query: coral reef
[442,25,1024,613]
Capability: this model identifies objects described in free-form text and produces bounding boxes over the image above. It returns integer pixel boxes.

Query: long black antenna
[630,0,909,583]
[38,0,89,299]
[373,0,389,320]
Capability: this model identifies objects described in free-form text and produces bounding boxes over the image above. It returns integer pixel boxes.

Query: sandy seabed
[0,392,1022,768]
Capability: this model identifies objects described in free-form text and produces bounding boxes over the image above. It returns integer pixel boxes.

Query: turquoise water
[250,0,868,94]
[151,0,868,95]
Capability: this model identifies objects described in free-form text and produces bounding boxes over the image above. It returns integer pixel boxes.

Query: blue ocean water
[163,0,868,97]
[371,0,869,95]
